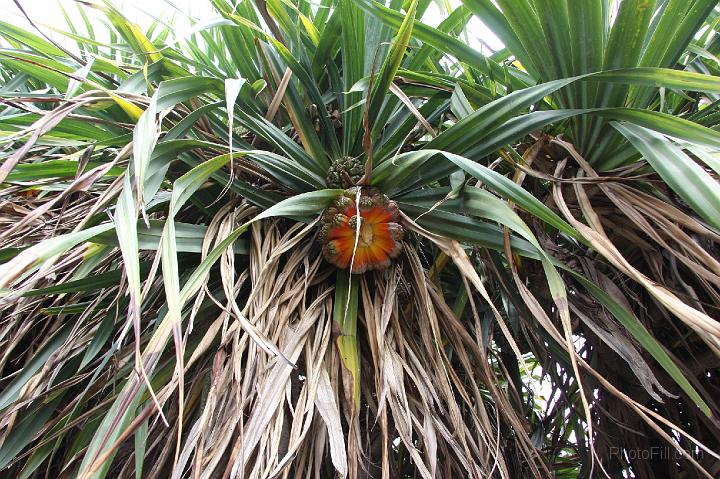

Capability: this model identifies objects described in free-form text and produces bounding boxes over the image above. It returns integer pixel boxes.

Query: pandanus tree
[1,0,720,477]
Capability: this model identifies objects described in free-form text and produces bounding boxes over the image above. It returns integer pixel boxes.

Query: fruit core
[319,187,404,274]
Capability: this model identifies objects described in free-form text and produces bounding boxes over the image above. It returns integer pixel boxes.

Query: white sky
[0,0,504,53]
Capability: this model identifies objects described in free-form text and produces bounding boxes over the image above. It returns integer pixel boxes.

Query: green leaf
[333,269,360,408]
[255,189,343,221]
[132,94,159,204]
[94,2,162,63]
[424,77,576,154]
[374,150,581,241]
[355,0,533,87]
[0,397,64,469]
[398,197,539,257]
[0,223,115,290]
[571,271,712,417]
[247,151,326,192]
[613,121,720,230]
[493,0,555,80]
[113,174,143,316]
[0,326,71,411]
[270,40,341,158]
[24,263,149,296]
[3,160,121,182]
[339,0,366,155]
[157,76,223,110]
[366,0,417,139]
[590,67,720,93]
[134,418,148,479]
[459,1,537,77]
[0,20,65,57]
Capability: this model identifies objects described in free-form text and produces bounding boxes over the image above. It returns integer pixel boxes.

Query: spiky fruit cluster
[319,187,404,274]
[325,156,365,188]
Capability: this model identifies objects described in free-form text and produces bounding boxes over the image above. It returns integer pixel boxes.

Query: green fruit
[325,156,366,188]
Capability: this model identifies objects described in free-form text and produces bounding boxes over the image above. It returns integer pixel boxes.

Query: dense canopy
[1,1,720,478]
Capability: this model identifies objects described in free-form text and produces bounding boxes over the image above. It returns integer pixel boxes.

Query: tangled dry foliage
[1,0,720,478]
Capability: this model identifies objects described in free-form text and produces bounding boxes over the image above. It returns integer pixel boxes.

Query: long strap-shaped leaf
[333,269,360,413]
[613,122,720,230]
[78,188,343,478]
[354,0,534,88]
[454,187,712,418]
[421,68,720,161]
[365,0,417,143]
